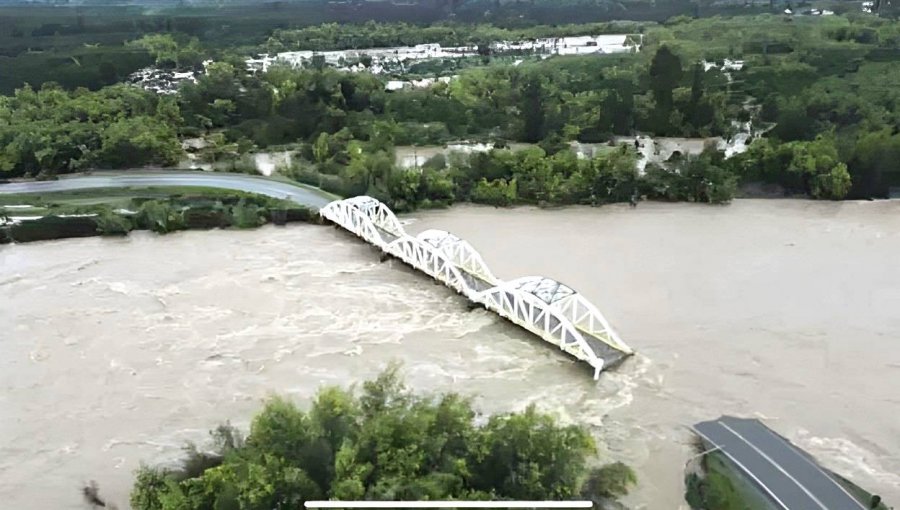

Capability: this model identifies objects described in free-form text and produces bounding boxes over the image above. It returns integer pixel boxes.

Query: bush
[182,207,231,229]
[283,207,315,223]
[137,201,185,234]
[230,200,265,229]
[95,211,134,236]
[471,178,517,206]
[421,153,447,170]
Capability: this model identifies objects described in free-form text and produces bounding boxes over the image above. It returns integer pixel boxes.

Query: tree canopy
[0,84,181,177]
[130,365,635,510]
[4,14,900,200]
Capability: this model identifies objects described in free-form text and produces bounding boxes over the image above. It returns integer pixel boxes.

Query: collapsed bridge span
[320,196,633,378]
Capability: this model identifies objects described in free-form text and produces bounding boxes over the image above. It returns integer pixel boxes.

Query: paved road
[0,171,337,210]
[694,416,866,510]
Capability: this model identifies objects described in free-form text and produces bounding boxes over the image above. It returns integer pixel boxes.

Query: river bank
[0,186,317,244]
[0,172,341,244]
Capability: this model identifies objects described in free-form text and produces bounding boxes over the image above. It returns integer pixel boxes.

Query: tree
[771,99,814,142]
[127,34,179,67]
[131,366,635,509]
[98,116,181,168]
[313,132,331,165]
[786,135,851,200]
[0,84,178,176]
[519,72,547,143]
[679,154,738,204]
[848,131,900,198]
[470,178,517,206]
[648,46,683,112]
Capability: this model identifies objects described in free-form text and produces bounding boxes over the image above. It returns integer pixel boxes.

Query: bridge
[0,172,634,377]
[320,195,634,379]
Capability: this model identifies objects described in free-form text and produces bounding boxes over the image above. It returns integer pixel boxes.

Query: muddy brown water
[2,199,899,509]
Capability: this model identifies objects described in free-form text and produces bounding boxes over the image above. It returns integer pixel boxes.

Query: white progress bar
[305,502,592,508]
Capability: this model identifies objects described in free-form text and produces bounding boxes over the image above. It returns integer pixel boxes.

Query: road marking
[750,423,866,509]
[693,427,791,510]
[718,422,829,510]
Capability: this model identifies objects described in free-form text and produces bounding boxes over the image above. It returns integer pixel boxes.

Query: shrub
[95,211,134,236]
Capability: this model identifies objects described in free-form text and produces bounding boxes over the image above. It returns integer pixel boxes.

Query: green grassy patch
[0,186,315,244]
[685,452,778,510]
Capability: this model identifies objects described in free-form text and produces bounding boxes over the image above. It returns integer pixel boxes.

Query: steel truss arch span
[320,196,633,378]
[385,236,474,295]
[417,229,499,285]
[320,199,388,248]
[470,280,605,376]
[505,276,633,356]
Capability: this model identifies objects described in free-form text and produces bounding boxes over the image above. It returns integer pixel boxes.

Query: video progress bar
[305,502,593,508]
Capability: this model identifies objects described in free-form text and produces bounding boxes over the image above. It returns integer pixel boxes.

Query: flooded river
[2,200,900,509]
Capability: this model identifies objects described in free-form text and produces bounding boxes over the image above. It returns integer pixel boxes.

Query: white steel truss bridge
[320,196,634,378]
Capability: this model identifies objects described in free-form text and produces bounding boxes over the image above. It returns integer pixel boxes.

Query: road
[694,416,866,510]
[0,170,337,210]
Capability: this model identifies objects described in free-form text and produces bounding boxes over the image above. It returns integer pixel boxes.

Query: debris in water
[81,480,117,509]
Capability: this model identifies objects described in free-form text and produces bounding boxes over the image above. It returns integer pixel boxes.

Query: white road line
[693,427,791,510]
[719,422,829,510]
[752,423,866,509]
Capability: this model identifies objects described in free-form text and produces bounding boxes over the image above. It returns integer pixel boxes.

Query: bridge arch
[506,276,632,355]
[472,279,605,377]
[320,196,633,378]
[342,196,405,239]
[320,196,405,248]
[385,235,475,295]
[417,229,499,285]
[320,200,386,247]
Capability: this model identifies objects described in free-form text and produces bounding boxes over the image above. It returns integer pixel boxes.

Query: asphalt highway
[694,416,866,510]
[0,171,337,210]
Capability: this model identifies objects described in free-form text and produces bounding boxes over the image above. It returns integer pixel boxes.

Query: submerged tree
[131,364,635,510]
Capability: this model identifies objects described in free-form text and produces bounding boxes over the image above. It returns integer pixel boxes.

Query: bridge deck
[377,225,628,369]
[694,416,865,510]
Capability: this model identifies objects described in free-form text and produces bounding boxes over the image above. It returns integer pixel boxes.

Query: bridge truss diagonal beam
[320,196,633,379]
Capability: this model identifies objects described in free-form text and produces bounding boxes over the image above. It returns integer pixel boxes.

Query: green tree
[787,135,851,200]
[848,131,900,198]
[471,178,517,206]
[127,34,179,66]
[520,72,547,143]
[131,366,635,509]
[648,46,683,112]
